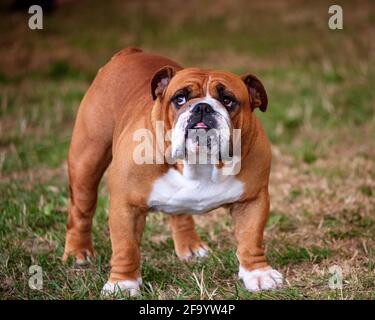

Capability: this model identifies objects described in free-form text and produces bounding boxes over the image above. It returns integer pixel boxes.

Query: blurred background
[0,0,374,299]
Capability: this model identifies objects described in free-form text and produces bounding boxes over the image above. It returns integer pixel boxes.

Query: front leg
[232,187,283,292]
[101,201,147,297]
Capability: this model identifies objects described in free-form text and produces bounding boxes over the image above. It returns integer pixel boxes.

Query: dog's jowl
[63,47,283,295]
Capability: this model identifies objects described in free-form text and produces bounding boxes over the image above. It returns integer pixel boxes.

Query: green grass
[0,0,375,299]
[0,179,337,299]
[269,246,332,267]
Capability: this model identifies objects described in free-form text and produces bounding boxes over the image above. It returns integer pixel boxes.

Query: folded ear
[151,66,176,100]
[241,73,268,112]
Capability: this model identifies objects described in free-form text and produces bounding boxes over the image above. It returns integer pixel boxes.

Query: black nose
[192,103,214,114]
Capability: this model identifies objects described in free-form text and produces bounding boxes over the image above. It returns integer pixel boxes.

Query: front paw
[239,266,283,292]
[101,278,142,297]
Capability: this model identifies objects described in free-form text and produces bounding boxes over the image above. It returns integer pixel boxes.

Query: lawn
[0,0,374,299]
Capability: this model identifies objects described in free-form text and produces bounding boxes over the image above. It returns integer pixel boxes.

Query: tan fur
[63,48,273,285]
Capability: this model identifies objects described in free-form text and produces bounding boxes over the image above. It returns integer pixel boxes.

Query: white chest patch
[147,163,244,214]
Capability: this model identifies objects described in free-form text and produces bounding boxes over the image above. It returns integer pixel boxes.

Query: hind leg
[169,215,209,261]
[63,116,112,265]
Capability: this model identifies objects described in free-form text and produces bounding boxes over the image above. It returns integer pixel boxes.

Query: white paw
[179,245,209,261]
[101,278,142,297]
[239,266,283,292]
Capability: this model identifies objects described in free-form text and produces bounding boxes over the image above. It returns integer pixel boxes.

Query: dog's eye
[222,96,233,108]
[174,94,187,107]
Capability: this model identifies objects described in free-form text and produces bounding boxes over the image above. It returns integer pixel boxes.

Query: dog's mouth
[186,120,213,132]
[193,122,209,129]
[184,122,219,153]
[185,122,214,141]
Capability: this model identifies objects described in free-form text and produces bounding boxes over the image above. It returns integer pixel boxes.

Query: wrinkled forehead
[166,68,248,99]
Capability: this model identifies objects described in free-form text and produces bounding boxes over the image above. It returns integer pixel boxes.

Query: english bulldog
[63,47,283,296]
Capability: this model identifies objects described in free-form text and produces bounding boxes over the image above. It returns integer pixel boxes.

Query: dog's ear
[241,73,268,112]
[151,66,176,100]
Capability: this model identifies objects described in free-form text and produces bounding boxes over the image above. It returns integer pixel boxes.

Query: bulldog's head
[151,67,268,162]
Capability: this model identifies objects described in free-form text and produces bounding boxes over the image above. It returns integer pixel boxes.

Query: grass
[0,0,375,299]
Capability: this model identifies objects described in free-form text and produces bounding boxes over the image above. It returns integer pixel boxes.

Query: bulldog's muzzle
[172,100,232,162]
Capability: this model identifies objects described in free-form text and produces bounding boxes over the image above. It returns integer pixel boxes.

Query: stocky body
[63,47,283,296]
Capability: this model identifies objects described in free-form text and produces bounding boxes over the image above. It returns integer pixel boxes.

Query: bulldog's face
[151,67,268,162]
